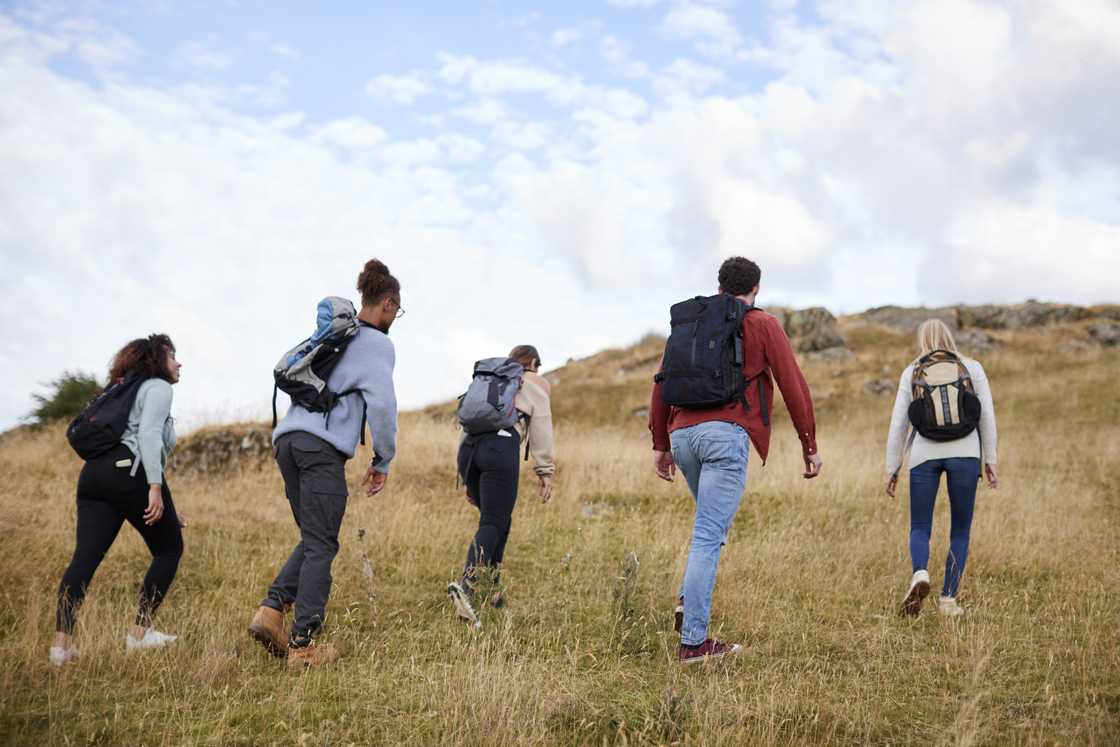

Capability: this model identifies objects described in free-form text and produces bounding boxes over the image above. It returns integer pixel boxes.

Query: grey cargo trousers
[262,431,349,640]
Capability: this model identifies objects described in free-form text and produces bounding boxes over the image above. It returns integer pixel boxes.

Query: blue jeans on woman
[909,457,980,598]
[670,421,750,647]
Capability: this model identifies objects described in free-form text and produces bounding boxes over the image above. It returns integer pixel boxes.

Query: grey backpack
[271,296,366,440]
[457,357,524,435]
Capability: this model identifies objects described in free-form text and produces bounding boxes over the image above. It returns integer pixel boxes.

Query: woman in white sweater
[884,320,998,617]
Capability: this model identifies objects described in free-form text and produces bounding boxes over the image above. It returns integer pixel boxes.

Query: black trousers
[457,431,521,592]
[56,445,183,634]
[262,432,349,641]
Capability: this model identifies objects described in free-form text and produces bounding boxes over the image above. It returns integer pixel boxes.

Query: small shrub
[27,371,101,425]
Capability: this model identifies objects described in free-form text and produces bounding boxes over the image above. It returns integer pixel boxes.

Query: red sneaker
[679,639,742,665]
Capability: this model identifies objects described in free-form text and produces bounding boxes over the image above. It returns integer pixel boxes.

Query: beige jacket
[515,371,556,477]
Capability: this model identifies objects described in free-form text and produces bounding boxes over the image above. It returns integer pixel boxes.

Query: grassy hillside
[0,315,1117,745]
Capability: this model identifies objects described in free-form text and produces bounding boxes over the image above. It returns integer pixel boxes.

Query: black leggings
[457,432,520,592]
[56,445,184,634]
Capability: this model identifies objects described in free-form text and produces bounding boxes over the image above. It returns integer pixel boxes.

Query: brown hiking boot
[286,642,340,670]
[248,606,288,657]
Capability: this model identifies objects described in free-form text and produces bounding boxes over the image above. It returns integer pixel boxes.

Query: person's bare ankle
[52,631,72,649]
[129,624,148,640]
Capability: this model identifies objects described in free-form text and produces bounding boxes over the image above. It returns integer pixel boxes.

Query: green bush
[28,371,102,425]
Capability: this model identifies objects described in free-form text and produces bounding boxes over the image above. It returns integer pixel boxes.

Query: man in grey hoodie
[249,259,401,669]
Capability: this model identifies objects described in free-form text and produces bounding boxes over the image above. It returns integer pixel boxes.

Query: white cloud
[270,41,298,59]
[173,37,233,71]
[57,17,139,68]
[312,116,388,149]
[653,58,726,99]
[659,2,743,57]
[601,34,650,78]
[452,98,511,125]
[270,111,305,130]
[437,53,648,119]
[550,28,583,47]
[365,72,431,105]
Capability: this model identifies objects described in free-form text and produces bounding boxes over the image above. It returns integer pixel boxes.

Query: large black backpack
[654,294,755,409]
[66,376,145,460]
[907,349,981,441]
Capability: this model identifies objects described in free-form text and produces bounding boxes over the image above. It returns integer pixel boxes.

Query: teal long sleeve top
[119,379,177,484]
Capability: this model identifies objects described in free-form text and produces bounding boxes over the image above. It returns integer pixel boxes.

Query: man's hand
[538,475,553,503]
[984,463,999,489]
[885,472,898,497]
[654,450,676,482]
[361,466,388,496]
[177,511,188,528]
[803,452,823,479]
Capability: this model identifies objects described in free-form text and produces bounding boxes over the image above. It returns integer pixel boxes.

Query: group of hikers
[49,256,999,669]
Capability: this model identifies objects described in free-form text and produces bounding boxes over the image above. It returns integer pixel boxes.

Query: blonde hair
[916,319,959,357]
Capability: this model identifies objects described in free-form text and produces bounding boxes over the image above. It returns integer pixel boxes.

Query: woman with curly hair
[51,334,184,666]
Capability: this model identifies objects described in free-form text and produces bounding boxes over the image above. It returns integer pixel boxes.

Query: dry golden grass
[0,321,1117,745]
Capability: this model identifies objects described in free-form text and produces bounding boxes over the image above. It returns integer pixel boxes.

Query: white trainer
[938,596,965,617]
[902,570,931,616]
[49,646,80,667]
[447,582,482,629]
[126,628,178,652]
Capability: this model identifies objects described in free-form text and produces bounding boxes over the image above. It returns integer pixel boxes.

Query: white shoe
[902,570,931,616]
[126,628,178,652]
[938,596,964,617]
[447,582,482,629]
[49,645,79,667]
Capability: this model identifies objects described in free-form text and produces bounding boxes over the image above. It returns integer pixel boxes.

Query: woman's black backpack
[66,376,145,460]
[654,294,753,409]
[907,350,981,441]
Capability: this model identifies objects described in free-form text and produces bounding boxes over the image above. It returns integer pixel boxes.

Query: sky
[1,0,1118,431]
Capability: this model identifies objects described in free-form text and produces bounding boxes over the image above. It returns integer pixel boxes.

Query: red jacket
[649,308,818,463]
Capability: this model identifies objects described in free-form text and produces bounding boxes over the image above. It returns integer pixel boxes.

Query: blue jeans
[670,421,750,646]
[909,457,980,598]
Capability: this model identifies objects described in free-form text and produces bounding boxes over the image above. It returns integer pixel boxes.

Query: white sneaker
[49,645,79,667]
[938,596,964,617]
[447,582,481,629]
[126,628,178,652]
[902,570,931,616]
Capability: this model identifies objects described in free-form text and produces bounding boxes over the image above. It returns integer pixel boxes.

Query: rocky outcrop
[862,305,958,332]
[957,301,1092,330]
[955,330,1000,354]
[863,378,895,396]
[1088,323,1120,347]
[857,301,1117,334]
[169,425,273,475]
[769,306,848,355]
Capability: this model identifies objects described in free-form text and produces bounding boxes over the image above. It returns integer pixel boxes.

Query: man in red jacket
[649,256,823,664]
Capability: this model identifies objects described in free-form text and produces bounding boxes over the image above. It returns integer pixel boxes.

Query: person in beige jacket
[447,345,555,627]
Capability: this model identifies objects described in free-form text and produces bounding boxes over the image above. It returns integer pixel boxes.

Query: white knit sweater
[884,356,998,475]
